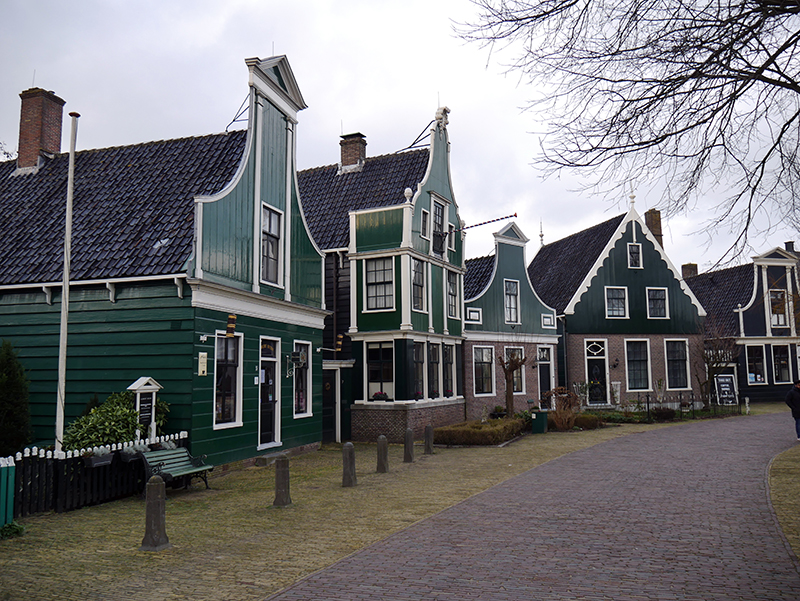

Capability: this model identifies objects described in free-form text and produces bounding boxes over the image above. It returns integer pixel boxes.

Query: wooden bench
[141,447,214,489]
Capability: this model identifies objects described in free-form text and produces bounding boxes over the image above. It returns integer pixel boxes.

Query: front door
[585,340,608,405]
[322,369,337,443]
[260,338,279,446]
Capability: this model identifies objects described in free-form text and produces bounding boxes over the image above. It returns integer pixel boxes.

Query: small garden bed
[434,418,527,446]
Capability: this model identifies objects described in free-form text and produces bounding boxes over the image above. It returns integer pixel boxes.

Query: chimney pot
[644,208,663,249]
[339,133,366,170]
[17,88,66,169]
[682,263,698,279]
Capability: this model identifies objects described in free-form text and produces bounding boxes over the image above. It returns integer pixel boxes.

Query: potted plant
[489,405,507,419]
[120,441,149,463]
[82,446,114,467]
[372,391,389,401]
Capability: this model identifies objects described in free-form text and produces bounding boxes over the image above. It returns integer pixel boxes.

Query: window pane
[626,341,649,390]
[474,348,493,394]
[666,341,688,388]
[747,346,765,383]
[607,288,626,317]
[774,345,791,383]
[628,244,641,268]
[648,289,667,318]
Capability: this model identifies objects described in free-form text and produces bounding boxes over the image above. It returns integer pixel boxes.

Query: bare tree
[694,314,741,405]
[0,142,14,161]
[496,347,528,417]
[460,1,800,262]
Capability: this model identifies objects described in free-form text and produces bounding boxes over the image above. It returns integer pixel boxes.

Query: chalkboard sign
[714,374,737,405]
[138,391,155,426]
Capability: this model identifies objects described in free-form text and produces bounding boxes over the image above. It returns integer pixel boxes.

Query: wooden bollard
[424,424,434,455]
[273,454,292,507]
[140,475,171,552]
[377,435,389,473]
[404,428,414,463]
[342,442,357,487]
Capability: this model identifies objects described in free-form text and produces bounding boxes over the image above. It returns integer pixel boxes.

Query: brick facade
[350,398,465,442]
[564,333,705,404]
[462,341,558,420]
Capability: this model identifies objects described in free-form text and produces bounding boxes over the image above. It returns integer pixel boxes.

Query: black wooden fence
[5,432,188,520]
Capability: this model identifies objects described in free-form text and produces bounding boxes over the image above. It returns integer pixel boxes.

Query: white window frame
[505,346,526,395]
[411,258,427,313]
[624,338,652,391]
[605,286,629,319]
[504,279,521,324]
[432,201,446,256]
[473,346,495,397]
[420,209,430,240]
[447,270,459,319]
[465,307,483,324]
[367,341,395,401]
[664,338,691,391]
[772,343,792,384]
[448,223,456,251]
[770,289,789,328]
[746,344,768,385]
[363,256,395,312]
[258,336,282,449]
[537,345,555,399]
[584,339,610,405]
[627,243,643,269]
[646,287,670,320]
[293,340,313,418]
[213,331,244,430]
[260,204,284,287]
[541,313,556,329]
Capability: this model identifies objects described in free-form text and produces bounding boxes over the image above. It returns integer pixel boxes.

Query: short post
[424,424,434,455]
[273,454,292,507]
[342,442,357,487]
[140,475,171,552]
[404,428,414,463]
[377,435,389,473]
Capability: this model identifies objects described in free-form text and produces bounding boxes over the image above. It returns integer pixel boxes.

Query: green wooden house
[685,243,800,404]
[528,205,706,407]
[298,108,466,442]
[0,56,327,465]
[463,222,559,418]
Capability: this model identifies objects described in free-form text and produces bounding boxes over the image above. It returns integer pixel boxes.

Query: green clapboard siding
[356,208,404,252]
[290,182,323,308]
[569,221,702,334]
[0,281,195,445]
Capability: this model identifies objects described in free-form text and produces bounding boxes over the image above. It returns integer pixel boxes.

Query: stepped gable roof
[464,254,495,300]
[0,130,247,286]
[685,263,754,337]
[528,214,625,314]
[298,148,430,251]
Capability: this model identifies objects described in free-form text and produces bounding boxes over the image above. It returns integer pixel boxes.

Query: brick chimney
[17,88,66,169]
[644,208,663,249]
[786,241,796,254]
[682,263,698,279]
[339,133,366,173]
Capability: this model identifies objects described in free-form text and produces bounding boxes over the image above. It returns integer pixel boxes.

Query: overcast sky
[1,0,794,270]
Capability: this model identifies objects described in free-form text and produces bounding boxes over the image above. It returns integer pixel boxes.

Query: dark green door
[322,369,336,443]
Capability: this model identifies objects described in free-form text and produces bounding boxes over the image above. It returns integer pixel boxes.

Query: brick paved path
[266,413,800,600]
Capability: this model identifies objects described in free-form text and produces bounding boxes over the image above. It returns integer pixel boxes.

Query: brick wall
[351,399,465,442]
[565,333,705,403]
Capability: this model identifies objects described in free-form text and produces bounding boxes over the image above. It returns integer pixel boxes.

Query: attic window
[421,210,430,239]
[261,205,282,285]
[770,289,788,327]
[605,287,628,318]
[432,202,445,256]
[448,224,456,251]
[628,243,642,269]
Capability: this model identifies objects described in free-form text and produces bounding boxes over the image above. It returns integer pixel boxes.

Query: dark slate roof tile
[684,264,755,337]
[0,130,247,285]
[464,254,495,300]
[528,214,625,313]
[298,149,430,250]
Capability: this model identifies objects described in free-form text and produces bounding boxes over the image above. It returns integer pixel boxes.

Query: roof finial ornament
[435,106,449,127]
[629,183,636,209]
[540,219,544,247]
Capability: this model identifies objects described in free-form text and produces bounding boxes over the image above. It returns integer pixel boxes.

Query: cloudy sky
[1,0,794,270]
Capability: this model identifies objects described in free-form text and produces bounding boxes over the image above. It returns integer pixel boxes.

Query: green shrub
[0,520,25,540]
[651,407,676,422]
[0,340,31,456]
[434,418,526,446]
[574,413,602,430]
[63,391,139,450]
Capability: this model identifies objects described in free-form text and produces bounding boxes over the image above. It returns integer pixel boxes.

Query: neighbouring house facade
[528,205,706,407]
[463,222,559,419]
[298,108,466,442]
[0,56,327,465]
[684,243,800,403]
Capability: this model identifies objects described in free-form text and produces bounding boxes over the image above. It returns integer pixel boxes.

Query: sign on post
[127,377,163,440]
[714,374,737,405]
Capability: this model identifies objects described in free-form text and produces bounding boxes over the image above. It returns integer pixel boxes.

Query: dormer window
[770,289,788,327]
[628,243,642,269]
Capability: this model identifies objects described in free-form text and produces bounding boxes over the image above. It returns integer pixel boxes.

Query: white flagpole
[55,111,80,453]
